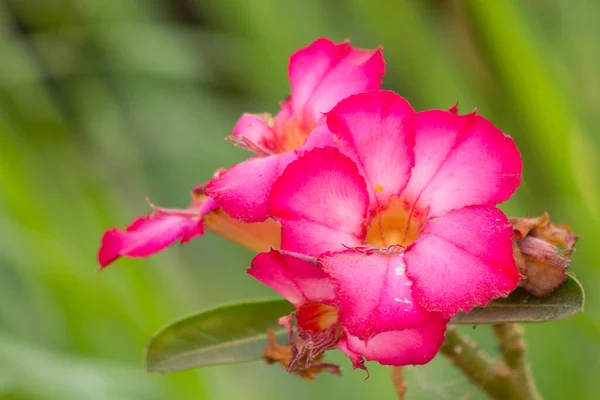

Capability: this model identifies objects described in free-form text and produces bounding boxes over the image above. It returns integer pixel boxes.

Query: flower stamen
[365,197,426,248]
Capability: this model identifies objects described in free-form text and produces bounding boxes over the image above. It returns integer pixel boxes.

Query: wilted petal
[517,236,569,297]
[326,91,415,206]
[98,214,202,269]
[206,151,297,223]
[402,110,522,217]
[320,251,432,340]
[345,316,448,366]
[270,147,368,255]
[263,329,341,381]
[510,213,576,297]
[405,206,521,317]
[248,249,335,306]
[289,38,385,126]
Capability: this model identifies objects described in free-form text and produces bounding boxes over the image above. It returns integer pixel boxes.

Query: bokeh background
[1,0,599,399]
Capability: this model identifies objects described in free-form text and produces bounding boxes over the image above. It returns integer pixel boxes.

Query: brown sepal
[263,329,341,381]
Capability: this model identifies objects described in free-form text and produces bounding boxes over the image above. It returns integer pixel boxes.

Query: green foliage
[146,299,293,373]
[452,275,584,324]
[146,277,584,373]
[1,0,599,399]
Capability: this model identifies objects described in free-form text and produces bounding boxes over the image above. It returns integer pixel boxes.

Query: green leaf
[147,276,584,373]
[145,299,294,373]
[451,275,584,325]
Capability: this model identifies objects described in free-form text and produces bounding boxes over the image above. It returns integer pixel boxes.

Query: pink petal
[279,219,362,257]
[405,206,521,317]
[336,339,366,370]
[269,147,368,255]
[230,113,273,145]
[345,316,448,366]
[325,90,416,207]
[206,151,297,223]
[289,38,385,126]
[273,98,293,125]
[98,214,202,269]
[402,110,522,218]
[203,211,281,253]
[299,124,362,190]
[320,251,432,340]
[248,249,335,306]
[300,124,339,152]
[300,124,360,166]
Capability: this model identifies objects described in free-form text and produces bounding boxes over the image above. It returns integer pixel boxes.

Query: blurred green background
[0,0,599,399]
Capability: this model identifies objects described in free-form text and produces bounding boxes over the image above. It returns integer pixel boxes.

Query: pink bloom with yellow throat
[249,90,523,367]
[97,38,385,269]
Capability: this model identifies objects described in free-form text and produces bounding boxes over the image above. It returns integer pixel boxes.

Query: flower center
[295,303,339,332]
[365,197,426,248]
[264,117,313,153]
[286,303,342,373]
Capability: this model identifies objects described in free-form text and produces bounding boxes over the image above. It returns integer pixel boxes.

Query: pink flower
[206,38,385,223]
[250,249,448,369]
[98,207,205,270]
[250,90,522,366]
[98,37,384,269]
[249,250,346,369]
[97,183,281,269]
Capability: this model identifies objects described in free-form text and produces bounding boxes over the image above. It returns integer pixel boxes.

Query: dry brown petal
[512,240,527,276]
[263,329,341,381]
[511,213,578,297]
[510,214,548,241]
[510,213,578,249]
[519,259,568,297]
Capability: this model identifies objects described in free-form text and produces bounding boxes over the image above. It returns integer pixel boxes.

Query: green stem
[439,326,542,400]
[440,326,516,399]
[493,324,543,400]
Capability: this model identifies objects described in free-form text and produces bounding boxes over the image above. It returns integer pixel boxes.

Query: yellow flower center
[296,302,339,332]
[278,118,310,152]
[365,197,426,248]
[262,116,314,154]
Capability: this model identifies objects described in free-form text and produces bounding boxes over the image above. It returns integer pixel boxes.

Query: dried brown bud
[263,329,341,381]
[510,213,578,297]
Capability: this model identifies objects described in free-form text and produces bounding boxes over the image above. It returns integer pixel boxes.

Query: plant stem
[391,366,407,400]
[440,326,516,399]
[439,326,542,399]
[493,324,543,400]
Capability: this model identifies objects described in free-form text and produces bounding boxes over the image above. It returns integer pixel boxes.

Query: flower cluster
[98,38,522,370]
